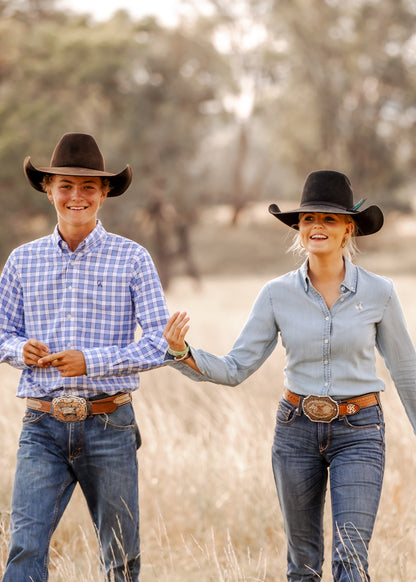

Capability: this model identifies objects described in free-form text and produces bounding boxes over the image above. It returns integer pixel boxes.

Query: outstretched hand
[164,311,190,351]
[164,311,201,374]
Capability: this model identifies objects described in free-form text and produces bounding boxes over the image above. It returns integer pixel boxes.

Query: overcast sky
[60,0,182,25]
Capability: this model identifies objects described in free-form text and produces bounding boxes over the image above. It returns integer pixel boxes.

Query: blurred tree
[197,0,416,210]
[1,0,416,287]
[0,1,232,287]
[190,0,280,225]
[262,0,416,205]
[101,19,234,287]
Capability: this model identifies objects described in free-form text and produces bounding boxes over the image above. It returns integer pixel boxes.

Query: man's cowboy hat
[23,132,132,197]
[269,170,383,236]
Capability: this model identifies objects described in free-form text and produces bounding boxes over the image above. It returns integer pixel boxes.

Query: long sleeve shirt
[0,221,169,398]
[166,259,416,433]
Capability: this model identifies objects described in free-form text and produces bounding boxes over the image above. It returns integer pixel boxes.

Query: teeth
[311,235,326,239]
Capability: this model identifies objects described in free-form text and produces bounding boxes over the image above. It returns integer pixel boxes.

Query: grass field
[1,272,416,581]
[1,212,416,581]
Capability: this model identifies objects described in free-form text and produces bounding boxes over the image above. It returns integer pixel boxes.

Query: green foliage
[260,0,416,203]
[0,1,232,285]
[1,0,416,285]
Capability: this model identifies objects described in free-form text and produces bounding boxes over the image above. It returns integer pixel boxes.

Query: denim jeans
[272,397,385,582]
[3,399,141,582]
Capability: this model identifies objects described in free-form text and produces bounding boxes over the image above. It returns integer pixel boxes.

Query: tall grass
[1,274,415,581]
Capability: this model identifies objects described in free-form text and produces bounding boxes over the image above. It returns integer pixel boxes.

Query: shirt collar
[300,257,358,294]
[52,220,107,253]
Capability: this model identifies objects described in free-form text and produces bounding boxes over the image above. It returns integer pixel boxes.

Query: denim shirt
[166,259,416,432]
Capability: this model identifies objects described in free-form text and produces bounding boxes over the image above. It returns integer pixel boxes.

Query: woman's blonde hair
[288,215,359,261]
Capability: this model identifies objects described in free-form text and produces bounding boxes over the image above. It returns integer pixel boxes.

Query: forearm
[83,333,168,378]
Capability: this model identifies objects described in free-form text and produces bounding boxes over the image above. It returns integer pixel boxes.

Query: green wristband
[167,344,189,357]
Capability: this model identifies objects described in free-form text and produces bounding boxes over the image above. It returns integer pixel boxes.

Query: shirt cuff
[163,349,206,382]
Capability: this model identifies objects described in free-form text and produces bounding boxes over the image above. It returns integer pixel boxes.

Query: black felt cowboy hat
[23,132,132,197]
[269,170,383,236]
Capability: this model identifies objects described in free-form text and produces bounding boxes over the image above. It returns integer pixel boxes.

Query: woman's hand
[164,311,201,374]
[164,311,190,351]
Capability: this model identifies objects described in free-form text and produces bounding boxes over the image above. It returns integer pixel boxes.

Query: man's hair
[41,174,111,195]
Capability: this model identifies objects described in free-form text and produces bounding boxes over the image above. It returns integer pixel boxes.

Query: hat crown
[50,133,105,171]
[301,170,353,211]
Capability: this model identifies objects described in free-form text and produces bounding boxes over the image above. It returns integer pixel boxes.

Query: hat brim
[23,156,132,197]
[268,203,384,236]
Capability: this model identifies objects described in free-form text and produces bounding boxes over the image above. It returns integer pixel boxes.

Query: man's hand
[23,339,50,367]
[38,350,87,377]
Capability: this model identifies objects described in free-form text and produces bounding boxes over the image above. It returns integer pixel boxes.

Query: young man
[0,133,170,581]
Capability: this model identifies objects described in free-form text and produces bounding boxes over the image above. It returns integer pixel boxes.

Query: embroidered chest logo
[97,281,103,288]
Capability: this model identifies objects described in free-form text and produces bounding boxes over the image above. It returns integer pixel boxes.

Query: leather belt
[26,393,132,423]
[283,388,379,423]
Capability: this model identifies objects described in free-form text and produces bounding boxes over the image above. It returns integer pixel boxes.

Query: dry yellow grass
[1,273,416,581]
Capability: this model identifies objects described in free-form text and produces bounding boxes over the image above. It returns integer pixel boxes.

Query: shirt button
[67,314,72,319]
[68,286,72,290]
[325,316,329,321]
[324,360,329,365]
[340,286,345,291]
[340,298,345,302]
[324,339,329,344]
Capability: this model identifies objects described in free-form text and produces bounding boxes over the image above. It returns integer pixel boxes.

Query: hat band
[299,202,353,212]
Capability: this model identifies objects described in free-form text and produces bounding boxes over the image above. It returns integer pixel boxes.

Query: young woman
[163,170,416,581]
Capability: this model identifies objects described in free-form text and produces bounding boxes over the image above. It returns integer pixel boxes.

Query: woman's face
[298,212,354,257]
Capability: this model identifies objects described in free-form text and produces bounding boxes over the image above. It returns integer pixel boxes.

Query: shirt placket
[321,285,351,395]
[322,310,331,395]
[61,250,82,393]
[65,255,77,350]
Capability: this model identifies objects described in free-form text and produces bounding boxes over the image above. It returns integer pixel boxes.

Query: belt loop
[375,392,382,409]
[296,396,304,416]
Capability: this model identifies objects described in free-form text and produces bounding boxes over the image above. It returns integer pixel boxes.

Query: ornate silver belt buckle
[51,395,88,422]
[302,395,339,423]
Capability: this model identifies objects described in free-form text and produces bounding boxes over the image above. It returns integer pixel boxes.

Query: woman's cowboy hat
[23,132,132,197]
[269,170,383,236]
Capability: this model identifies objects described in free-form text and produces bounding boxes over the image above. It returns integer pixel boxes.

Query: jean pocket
[97,402,136,430]
[22,409,47,425]
[276,398,298,425]
[342,405,383,430]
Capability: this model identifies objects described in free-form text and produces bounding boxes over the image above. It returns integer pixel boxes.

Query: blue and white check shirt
[0,221,169,398]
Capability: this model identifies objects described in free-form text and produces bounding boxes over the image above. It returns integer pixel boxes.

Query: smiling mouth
[310,234,327,240]
[68,206,87,211]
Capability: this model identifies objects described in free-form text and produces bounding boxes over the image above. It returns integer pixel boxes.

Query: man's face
[47,175,108,232]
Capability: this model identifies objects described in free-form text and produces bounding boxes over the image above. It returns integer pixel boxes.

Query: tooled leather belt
[26,393,132,423]
[283,388,379,423]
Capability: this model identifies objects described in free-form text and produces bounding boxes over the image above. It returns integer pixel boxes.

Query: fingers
[23,339,50,367]
[38,350,87,377]
[24,343,86,377]
[164,311,190,351]
[38,351,65,367]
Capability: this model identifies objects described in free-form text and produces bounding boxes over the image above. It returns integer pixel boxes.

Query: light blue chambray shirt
[0,221,169,398]
[166,259,416,432]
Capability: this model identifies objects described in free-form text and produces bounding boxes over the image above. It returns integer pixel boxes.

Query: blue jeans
[3,399,141,582]
[272,397,385,582]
